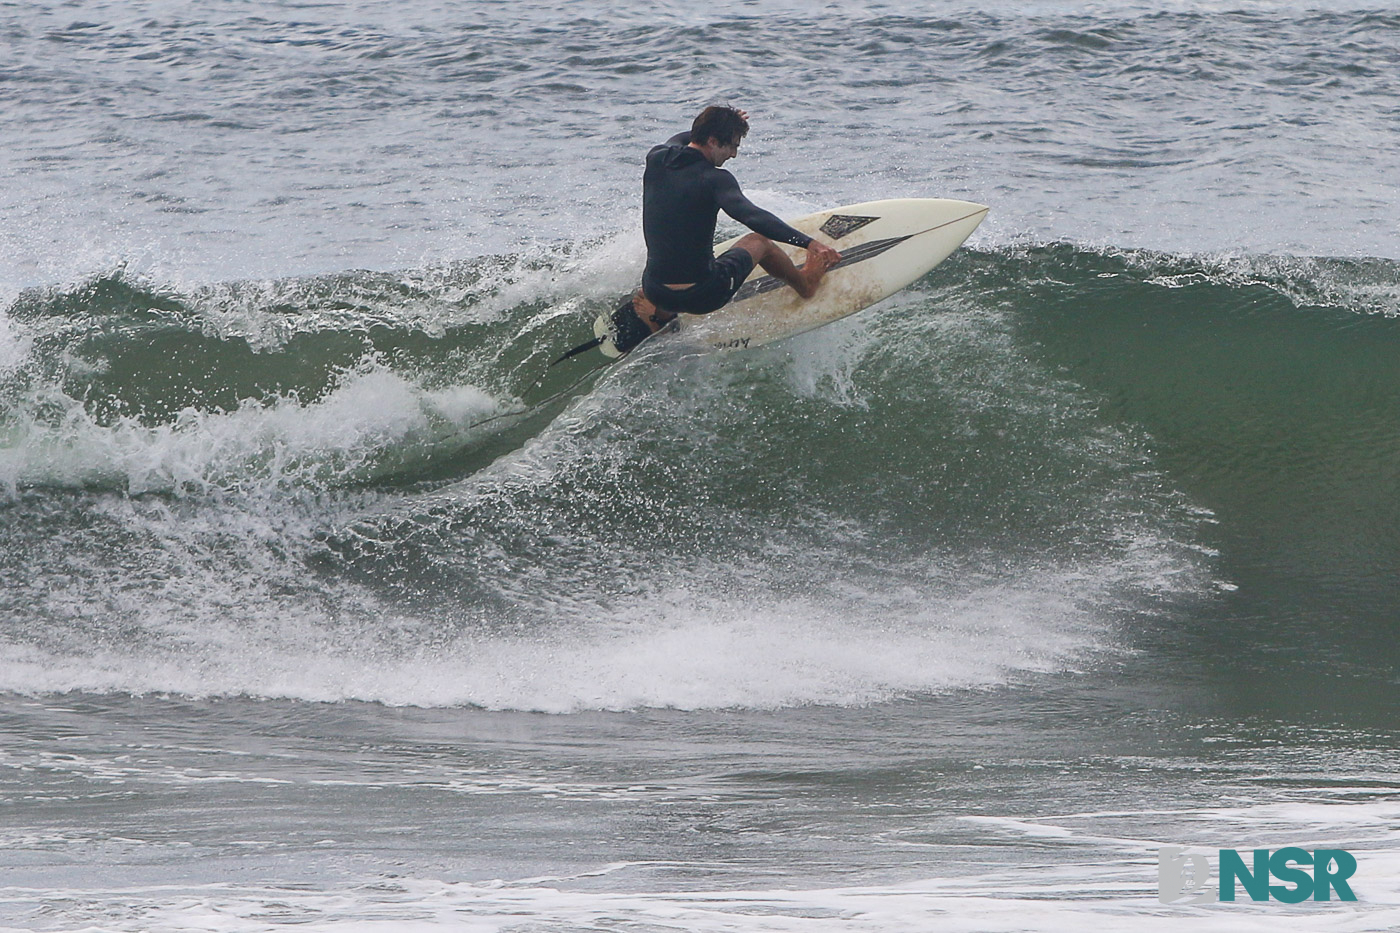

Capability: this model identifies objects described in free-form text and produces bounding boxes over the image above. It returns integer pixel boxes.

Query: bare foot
[631,290,675,332]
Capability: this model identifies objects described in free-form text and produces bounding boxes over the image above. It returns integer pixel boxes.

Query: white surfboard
[592,198,988,358]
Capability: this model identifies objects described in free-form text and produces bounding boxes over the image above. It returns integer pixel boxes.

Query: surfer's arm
[714,171,813,249]
[665,131,691,146]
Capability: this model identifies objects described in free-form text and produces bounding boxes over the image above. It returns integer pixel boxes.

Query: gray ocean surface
[2,1,1399,930]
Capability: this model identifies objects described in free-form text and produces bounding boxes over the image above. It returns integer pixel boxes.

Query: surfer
[611,105,842,353]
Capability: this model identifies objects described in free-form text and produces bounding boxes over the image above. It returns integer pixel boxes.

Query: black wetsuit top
[641,131,812,297]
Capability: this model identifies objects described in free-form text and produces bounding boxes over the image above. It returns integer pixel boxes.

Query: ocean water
[2,1,1399,930]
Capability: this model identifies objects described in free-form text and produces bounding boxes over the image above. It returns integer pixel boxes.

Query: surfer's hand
[807,240,840,272]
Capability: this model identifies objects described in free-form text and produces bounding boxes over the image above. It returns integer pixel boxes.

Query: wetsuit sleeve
[665,131,692,146]
[713,171,814,249]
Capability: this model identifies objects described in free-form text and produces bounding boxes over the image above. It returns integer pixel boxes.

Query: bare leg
[735,233,836,299]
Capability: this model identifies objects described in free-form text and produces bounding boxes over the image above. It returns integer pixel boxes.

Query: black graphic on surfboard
[819,214,880,239]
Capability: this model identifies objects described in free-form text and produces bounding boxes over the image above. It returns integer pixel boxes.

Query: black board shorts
[642,247,756,315]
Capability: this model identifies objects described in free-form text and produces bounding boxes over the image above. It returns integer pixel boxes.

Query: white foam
[429,579,1106,712]
[0,563,1118,712]
[0,306,30,378]
[2,856,1397,933]
[0,360,506,496]
[1130,252,1400,318]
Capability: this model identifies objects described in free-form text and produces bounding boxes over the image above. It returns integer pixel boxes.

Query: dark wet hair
[690,105,749,148]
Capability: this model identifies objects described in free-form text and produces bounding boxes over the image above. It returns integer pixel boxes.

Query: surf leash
[550,335,605,365]
[451,358,611,437]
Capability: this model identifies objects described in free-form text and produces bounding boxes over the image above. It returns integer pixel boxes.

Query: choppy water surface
[2,1,1399,930]
[4,0,1398,287]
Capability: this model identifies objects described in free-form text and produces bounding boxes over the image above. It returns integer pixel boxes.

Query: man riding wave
[610,105,842,353]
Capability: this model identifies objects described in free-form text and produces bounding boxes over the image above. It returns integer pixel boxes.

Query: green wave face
[0,246,1394,710]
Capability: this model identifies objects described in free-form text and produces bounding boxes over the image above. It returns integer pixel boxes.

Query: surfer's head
[691,105,749,148]
[691,105,748,166]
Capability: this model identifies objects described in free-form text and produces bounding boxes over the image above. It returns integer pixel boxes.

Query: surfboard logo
[819,214,879,239]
